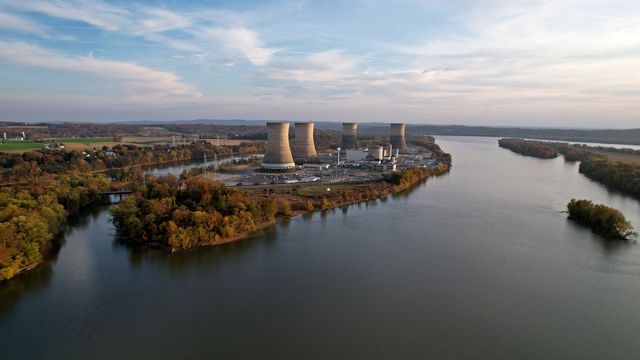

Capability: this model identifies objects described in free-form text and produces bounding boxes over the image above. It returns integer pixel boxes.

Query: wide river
[1,136,640,359]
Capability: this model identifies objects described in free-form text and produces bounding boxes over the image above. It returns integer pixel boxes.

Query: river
[1,136,639,359]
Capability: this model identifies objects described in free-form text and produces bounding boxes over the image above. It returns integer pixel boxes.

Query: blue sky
[0,0,639,127]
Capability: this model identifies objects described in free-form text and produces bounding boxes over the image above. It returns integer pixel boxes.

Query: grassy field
[51,137,115,143]
[0,141,44,152]
[594,150,640,165]
[0,138,117,153]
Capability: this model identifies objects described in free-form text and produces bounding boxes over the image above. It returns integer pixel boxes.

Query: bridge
[98,190,132,203]
[98,190,132,196]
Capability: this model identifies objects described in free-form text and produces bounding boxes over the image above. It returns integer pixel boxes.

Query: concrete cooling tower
[342,123,359,149]
[261,122,296,171]
[292,122,318,164]
[390,123,408,154]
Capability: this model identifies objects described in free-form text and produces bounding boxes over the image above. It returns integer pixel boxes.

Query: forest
[579,158,640,199]
[0,141,263,280]
[498,138,559,158]
[110,175,279,251]
[0,173,110,280]
[0,141,265,184]
[567,199,636,240]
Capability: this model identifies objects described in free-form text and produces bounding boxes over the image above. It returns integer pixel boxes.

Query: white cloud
[5,0,131,31]
[0,12,48,35]
[0,41,200,98]
[267,50,359,82]
[1,0,639,126]
[137,7,193,33]
[201,27,276,66]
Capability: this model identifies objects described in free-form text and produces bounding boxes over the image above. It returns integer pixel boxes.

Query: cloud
[0,12,48,36]
[4,0,278,66]
[201,27,276,66]
[0,41,200,97]
[1,0,639,126]
[267,50,359,82]
[137,7,193,33]
[5,0,131,31]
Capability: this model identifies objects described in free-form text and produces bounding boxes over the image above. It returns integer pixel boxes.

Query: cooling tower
[389,123,408,154]
[261,122,296,171]
[292,122,318,164]
[342,123,359,149]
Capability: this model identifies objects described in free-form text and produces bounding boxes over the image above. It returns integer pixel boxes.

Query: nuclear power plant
[341,123,359,149]
[292,122,318,164]
[261,122,296,171]
[258,120,439,177]
[389,123,408,154]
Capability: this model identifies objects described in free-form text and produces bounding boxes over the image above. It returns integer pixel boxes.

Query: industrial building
[342,123,359,149]
[292,122,318,164]
[261,122,296,171]
[390,123,408,154]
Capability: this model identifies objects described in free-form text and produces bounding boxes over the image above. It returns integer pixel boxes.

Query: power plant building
[261,122,296,171]
[292,122,318,164]
[368,145,384,161]
[342,123,359,149]
[389,123,408,154]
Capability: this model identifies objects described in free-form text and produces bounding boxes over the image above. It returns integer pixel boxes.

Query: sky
[0,0,639,127]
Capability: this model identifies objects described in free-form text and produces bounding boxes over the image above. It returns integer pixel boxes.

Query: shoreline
[116,164,450,253]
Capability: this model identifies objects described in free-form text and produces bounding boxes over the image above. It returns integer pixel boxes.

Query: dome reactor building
[292,122,318,164]
[261,122,296,171]
[341,123,359,149]
[389,123,408,154]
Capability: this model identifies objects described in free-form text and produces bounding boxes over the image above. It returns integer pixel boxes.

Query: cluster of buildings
[261,121,409,172]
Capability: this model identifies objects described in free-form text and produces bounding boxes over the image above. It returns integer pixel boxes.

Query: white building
[346,149,368,162]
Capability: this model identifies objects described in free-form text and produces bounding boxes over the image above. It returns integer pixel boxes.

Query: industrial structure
[261,122,296,171]
[389,123,408,154]
[292,122,318,164]
[342,123,359,149]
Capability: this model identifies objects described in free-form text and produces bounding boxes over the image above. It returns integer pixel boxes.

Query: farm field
[60,142,122,151]
[0,141,44,152]
[51,137,115,143]
[593,150,640,165]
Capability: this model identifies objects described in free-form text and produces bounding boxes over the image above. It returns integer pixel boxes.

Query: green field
[49,137,115,143]
[0,141,44,152]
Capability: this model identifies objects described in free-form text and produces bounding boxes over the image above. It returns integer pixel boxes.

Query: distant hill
[403,125,640,145]
[3,119,639,145]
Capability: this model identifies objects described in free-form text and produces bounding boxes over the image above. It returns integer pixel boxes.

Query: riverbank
[111,164,451,253]
[498,138,640,199]
[0,148,264,281]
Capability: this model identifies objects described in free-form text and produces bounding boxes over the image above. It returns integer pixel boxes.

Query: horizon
[5,118,639,131]
[1,1,639,127]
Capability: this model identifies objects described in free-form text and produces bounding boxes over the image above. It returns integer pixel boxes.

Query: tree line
[110,175,280,251]
[0,142,265,183]
[0,173,110,280]
[498,138,559,158]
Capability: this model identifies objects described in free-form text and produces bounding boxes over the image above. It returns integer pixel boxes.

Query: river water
[1,136,639,359]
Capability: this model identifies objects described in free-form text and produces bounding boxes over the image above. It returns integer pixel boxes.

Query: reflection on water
[2,137,640,359]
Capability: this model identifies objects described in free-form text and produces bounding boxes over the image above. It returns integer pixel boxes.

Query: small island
[567,199,637,240]
[498,138,559,158]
